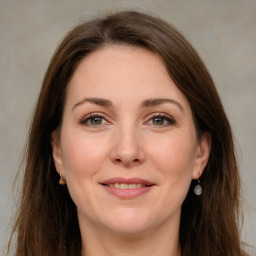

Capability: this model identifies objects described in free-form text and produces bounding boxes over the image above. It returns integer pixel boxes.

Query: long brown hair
[8,11,248,255]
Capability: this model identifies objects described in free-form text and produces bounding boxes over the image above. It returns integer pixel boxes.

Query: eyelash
[146,113,176,127]
[80,113,110,126]
[79,113,176,127]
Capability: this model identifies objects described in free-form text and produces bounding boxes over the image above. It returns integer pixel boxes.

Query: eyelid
[80,112,111,126]
[145,112,176,126]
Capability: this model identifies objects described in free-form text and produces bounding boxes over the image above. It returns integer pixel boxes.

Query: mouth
[99,177,155,199]
[102,183,151,189]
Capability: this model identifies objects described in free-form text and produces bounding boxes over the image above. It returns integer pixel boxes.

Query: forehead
[66,45,190,109]
[71,45,167,81]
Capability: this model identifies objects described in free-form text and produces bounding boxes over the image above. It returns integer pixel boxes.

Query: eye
[147,114,175,126]
[81,114,109,126]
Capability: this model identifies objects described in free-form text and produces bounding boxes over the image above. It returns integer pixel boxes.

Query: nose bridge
[110,119,144,166]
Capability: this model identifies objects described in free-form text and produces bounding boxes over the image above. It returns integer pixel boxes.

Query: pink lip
[101,177,154,186]
[100,177,155,199]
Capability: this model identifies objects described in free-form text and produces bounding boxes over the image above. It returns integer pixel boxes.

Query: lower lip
[102,185,153,199]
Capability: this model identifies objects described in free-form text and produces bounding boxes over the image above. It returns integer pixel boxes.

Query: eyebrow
[72,97,113,111]
[72,97,184,112]
[141,98,184,112]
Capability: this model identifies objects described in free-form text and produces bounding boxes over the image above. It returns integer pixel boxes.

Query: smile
[100,177,155,199]
[105,183,148,189]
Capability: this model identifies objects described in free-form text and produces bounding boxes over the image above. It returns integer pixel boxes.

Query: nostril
[114,158,140,165]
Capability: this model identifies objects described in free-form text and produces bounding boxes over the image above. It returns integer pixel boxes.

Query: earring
[59,174,66,185]
[194,179,202,196]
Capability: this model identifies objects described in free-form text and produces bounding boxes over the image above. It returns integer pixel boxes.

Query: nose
[110,125,145,167]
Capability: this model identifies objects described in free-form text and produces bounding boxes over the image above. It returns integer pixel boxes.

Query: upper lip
[100,177,155,186]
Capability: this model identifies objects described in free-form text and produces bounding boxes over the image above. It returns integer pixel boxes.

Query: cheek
[60,132,109,180]
[148,133,197,192]
[152,135,196,171]
[60,132,110,211]
[143,133,197,221]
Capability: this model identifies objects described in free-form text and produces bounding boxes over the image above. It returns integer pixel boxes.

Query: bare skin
[52,46,211,256]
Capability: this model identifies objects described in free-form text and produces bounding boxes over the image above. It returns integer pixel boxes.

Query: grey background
[0,0,255,253]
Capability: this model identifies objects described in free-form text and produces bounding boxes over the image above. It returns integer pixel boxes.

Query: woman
[8,10,249,256]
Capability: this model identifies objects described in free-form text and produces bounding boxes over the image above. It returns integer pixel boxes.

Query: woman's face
[52,46,210,236]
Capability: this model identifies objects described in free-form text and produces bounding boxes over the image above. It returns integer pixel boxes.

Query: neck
[80,218,180,256]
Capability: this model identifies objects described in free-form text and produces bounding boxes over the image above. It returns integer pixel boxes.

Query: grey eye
[149,115,175,126]
[89,116,103,125]
[81,114,108,126]
[152,117,165,125]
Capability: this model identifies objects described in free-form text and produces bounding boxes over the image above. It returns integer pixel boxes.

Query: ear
[192,132,211,179]
[51,130,65,177]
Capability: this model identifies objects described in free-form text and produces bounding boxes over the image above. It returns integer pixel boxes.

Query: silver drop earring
[194,179,202,196]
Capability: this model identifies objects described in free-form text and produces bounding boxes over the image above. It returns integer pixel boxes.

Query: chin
[103,208,158,235]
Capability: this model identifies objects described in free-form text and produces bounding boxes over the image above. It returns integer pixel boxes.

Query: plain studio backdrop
[0,0,255,253]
